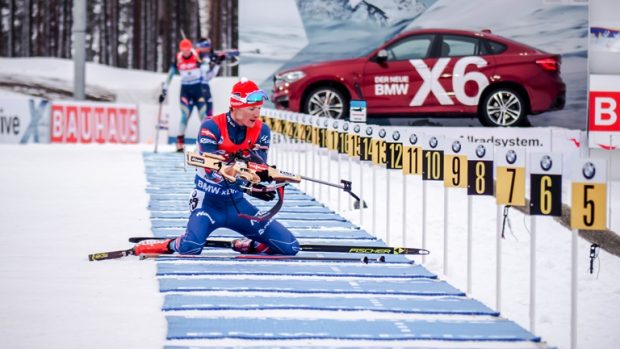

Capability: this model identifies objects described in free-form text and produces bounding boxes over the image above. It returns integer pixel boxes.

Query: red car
[271,28,565,126]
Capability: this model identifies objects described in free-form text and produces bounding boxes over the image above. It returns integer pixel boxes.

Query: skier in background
[195,37,223,120]
[159,38,207,152]
[137,78,300,256]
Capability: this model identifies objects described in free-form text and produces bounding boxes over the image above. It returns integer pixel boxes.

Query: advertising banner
[0,98,50,144]
[50,101,139,144]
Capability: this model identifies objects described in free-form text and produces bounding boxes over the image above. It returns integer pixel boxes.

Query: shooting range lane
[143,152,540,346]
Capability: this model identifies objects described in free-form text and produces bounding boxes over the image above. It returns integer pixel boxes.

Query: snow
[0,144,165,348]
[0,57,164,104]
[276,144,620,349]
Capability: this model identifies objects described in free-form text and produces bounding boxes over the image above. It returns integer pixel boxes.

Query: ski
[88,248,135,261]
[127,237,430,255]
[139,253,393,264]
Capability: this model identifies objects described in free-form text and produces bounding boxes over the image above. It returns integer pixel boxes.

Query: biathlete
[137,78,300,256]
[160,39,208,152]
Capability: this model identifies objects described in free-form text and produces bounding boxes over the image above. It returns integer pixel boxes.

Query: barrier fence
[261,108,616,349]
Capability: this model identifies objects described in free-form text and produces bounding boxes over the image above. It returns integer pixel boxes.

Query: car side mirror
[376,49,388,62]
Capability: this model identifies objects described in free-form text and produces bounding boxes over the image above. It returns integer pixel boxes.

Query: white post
[319,149,323,202]
[467,195,473,294]
[312,143,317,197]
[402,174,407,245]
[372,163,378,236]
[496,204,502,312]
[422,179,427,264]
[386,168,390,244]
[360,160,364,226]
[348,154,353,210]
[328,149,333,205]
[530,215,537,332]
[337,153,342,213]
[571,228,579,349]
[443,188,449,276]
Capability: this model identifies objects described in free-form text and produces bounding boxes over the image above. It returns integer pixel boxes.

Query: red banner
[588,91,620,132]
[50,102,139,143]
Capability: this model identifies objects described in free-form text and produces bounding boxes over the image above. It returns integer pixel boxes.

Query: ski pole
[154,99,163,154]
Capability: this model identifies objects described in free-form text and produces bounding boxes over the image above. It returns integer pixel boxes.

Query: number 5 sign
[529,153,563,216]
[571,159,607,230]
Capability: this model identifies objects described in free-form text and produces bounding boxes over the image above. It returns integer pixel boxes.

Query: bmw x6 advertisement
[239,0,588,129]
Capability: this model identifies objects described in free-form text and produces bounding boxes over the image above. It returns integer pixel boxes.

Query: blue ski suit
[169,112,300,255]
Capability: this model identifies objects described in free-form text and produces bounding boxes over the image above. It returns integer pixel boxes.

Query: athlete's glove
[158,88,167,103]
[244,184,276,202]
[213,53,226,65]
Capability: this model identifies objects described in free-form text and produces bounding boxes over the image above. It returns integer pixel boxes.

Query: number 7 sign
[496,148,526,206]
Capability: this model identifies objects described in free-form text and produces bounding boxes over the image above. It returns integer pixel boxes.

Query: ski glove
[244,184,276,202]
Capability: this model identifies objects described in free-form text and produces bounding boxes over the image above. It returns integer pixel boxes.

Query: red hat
[179,39,192,51]
[230,77,268,109]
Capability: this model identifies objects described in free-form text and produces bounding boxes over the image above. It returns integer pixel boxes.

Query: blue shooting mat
[149,211,343,221]
[149,193,313,201]
[150,218,356,229]
[158,277,462,296]
[142,151,542,347]
[156,261,436,279]
[147,200,326,211]
[166,316,540,342]
[162,293,498,316]
[151,227,375,240]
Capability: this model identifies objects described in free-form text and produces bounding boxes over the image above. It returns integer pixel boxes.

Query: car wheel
[303,87,348,119]
[479,88,528,127]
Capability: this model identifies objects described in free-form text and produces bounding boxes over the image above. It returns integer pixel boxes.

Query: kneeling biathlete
[136,78,300,256]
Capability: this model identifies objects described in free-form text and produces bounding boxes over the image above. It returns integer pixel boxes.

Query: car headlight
[277,70,306,83]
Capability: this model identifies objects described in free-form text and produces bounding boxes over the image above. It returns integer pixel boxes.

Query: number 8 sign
[571,159,607,230]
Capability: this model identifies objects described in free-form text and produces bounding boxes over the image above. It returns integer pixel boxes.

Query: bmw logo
[452,140,461,153]
[354,125,361,133]
[540,155,553,172]
[429,136,438,149]
[475,144,486,158]
[343,122,349,131]
[582,162,596,180]
[506,150,517,165]
[365,127,373,136]
[409,133,418,145]
[392,131,401,141]
[379,129,386,138]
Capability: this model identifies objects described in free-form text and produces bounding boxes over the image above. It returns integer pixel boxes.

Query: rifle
[185,151,365,221]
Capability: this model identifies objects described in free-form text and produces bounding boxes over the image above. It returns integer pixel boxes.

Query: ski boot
[232,239,270,254]
[176,135,185,152]
[134,239,173,256]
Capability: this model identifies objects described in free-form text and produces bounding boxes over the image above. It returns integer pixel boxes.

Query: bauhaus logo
[50,102,139,144]
[589,91,620,132]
